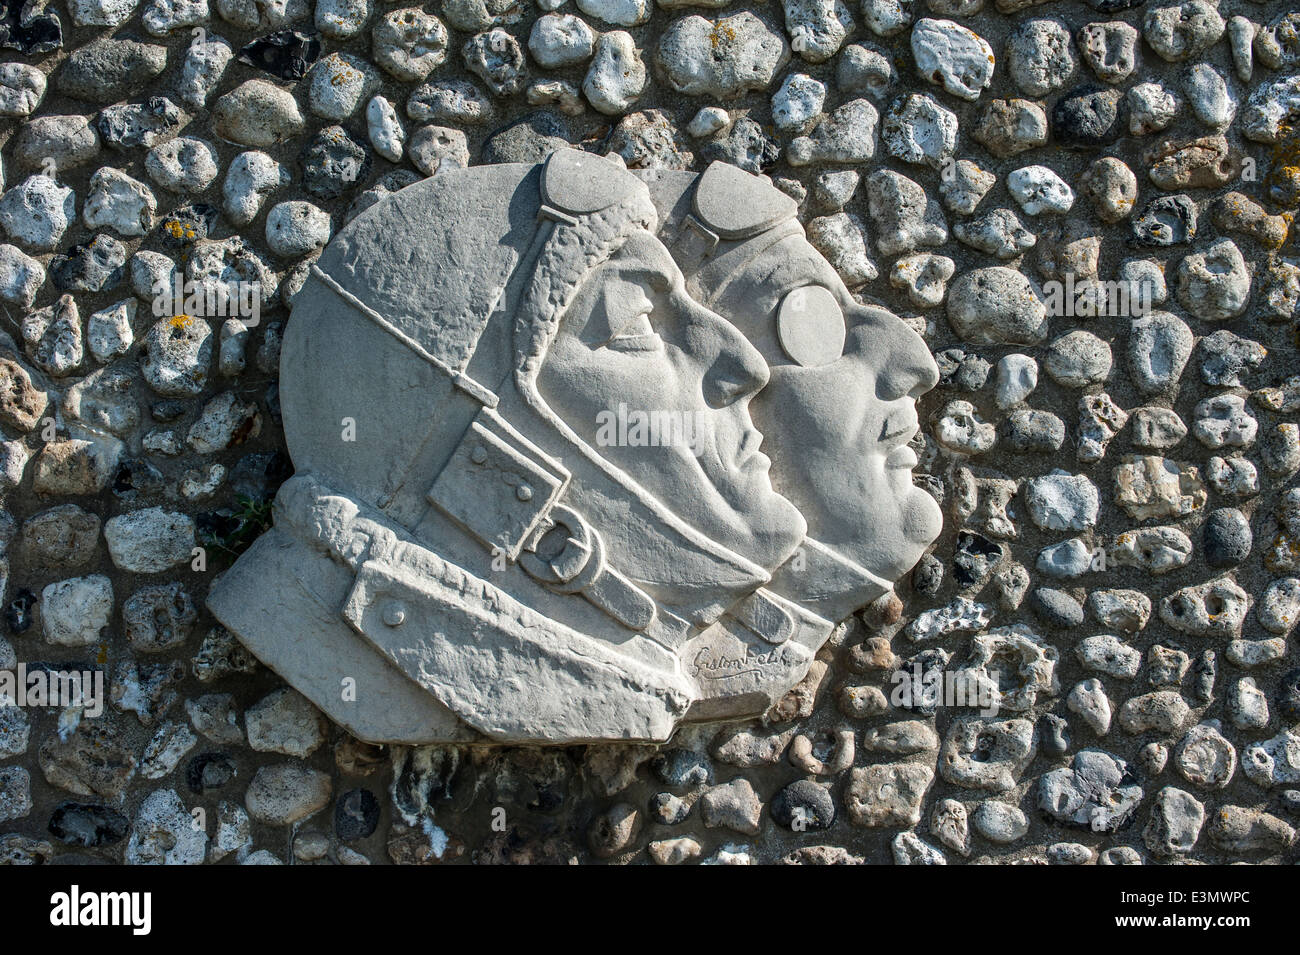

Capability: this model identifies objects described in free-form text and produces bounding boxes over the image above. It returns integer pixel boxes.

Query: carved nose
[687,295,770,408]
[877,321,939,401]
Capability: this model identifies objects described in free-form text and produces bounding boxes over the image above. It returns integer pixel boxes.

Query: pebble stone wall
[0,0,1299,865]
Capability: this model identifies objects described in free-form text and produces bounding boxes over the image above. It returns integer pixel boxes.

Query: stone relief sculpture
[206,148,941,744]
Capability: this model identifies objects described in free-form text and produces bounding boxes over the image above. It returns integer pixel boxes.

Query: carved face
[708,230,943,603]
[536,229,806,572]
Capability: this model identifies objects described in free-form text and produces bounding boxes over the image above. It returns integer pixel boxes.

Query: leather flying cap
[692,161,798,240]
[541,148,650,222]
[664,162,802,307]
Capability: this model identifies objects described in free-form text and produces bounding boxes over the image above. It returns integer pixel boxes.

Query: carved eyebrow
[611,263,674,294]
[769,268,841,310]
[751,240,842,305]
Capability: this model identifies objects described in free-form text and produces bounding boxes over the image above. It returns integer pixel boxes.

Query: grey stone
[56,38,168,103]
[1144,786,1205,856]
[1174,723,1237,788]
[265,201,331,258]
[1006,19,1074,98]
[939,159,995,214]
[0,767,32,823]
[1004,409,1065,454]
[1127,312,1193,394]
[213,0,297,29]
[245,764,332,825]
[1025,471,1099,531]
[373,8,449,81]
[176,36,234,110]
[882,92,957,167]
[699,778,763,835]
[1043,330,1111,388]
[954,208,1036,259]
[972,98,1048,158]
[530,14,594,70]
[1203,508,1252,568]
[51,235,127,294]
[866,169,946,255]
[1160,577,1249,638]
[245,688,328,757]
[845,763,933,826]
[911,18,994,101]
[13,114,100,171]
[837,43,893,98]
[41,574,113,646]
[783,0,853,63]
[772,73,826,132]
[1077,634,1141,679]
[656,12,789,99]
[0,244,45,308]
[1128,81,1178,135]
[22,294,83,376]
[97,97,184,151]
[1144,1,1224,63]
[583,32,646,115]
[1052,85,1126,148]
[1184,64,1237,128]
[789,99,879,165]
[104,507,195,573]
[213,80,305,147]
[939,718,1036,791]
[0,175,76,251]
[407,80,495,126]
[1039,750,1142,831]
[0,62,47,118]
[1132,194,1197,246]
[1078,20,1138,83]
[463,28,527,97]
[223,151,288,226]
[1032,587,1084,629]
[301,126,371,199]
[307,53,382,122]
[1177,239,1251,321]
[971,800,1027,844]
[1078,157,1137,222]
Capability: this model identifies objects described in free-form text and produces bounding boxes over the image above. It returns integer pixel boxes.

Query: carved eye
[606,310,663,352]
[776,285,846,367]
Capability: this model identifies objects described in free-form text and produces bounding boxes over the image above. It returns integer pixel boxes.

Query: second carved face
[636,163,945,620]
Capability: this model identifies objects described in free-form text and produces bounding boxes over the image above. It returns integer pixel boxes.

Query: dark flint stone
[238,30,321,81]
[48,803,130,847]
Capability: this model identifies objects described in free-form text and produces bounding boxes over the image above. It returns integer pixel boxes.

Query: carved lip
[880,409,919,451]
[881,407,920,469]
[886,445,919,469]
[736,428,768,470]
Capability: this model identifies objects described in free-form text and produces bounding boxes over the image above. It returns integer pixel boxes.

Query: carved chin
[843,483,943,583]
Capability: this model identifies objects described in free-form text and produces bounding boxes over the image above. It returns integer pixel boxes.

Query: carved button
[382,600,407,627]
[470,445,488,465]
[516,483,533,501]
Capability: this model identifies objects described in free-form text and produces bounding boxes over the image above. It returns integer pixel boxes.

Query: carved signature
[691,645,794,680]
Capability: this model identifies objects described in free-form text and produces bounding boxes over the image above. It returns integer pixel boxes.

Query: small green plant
[198,494,274,564]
